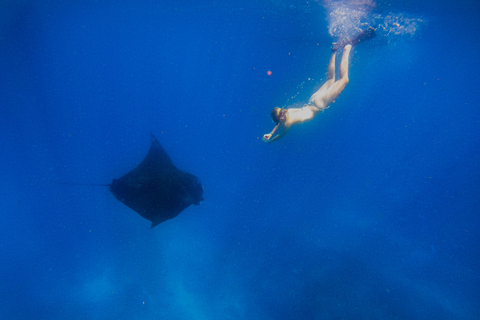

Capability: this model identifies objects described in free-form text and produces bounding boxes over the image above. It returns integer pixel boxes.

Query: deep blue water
[1,0,479,319]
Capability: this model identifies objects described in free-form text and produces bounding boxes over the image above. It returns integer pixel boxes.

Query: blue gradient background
[1,0,479,319]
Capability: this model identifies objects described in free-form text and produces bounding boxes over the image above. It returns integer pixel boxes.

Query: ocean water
[1,0,479,319]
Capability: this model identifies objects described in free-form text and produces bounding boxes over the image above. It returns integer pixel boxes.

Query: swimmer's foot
[351,27,376,46]
[332,35,350,52]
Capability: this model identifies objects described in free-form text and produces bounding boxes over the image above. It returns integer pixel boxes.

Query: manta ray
[109,134,204,228]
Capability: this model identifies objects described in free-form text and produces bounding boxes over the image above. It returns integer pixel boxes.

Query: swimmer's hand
[262,134,272,142]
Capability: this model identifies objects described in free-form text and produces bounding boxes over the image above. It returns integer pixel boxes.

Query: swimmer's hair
[271,107,286,124]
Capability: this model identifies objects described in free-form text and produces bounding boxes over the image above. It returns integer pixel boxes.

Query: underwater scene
[1,0,479,319]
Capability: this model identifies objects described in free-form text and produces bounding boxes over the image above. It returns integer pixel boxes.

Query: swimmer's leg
[323,44,352,106]
[326,52,336,82]
[309,52,336,108]
[318,52,336,90]
[338,44,351,80]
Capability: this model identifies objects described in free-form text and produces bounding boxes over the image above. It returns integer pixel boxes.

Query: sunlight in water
[374,13,422,35]
[323,0,375,38]
[320,0,422,39]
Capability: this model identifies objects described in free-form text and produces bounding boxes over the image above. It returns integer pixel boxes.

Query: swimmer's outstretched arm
[263,123,291,143]
[262,123,280,142]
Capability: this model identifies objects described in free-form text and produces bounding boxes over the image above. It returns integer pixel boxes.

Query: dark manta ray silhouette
[109,134,204,228]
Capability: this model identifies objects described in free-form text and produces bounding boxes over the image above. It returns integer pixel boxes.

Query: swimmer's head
[271,107,286,124]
